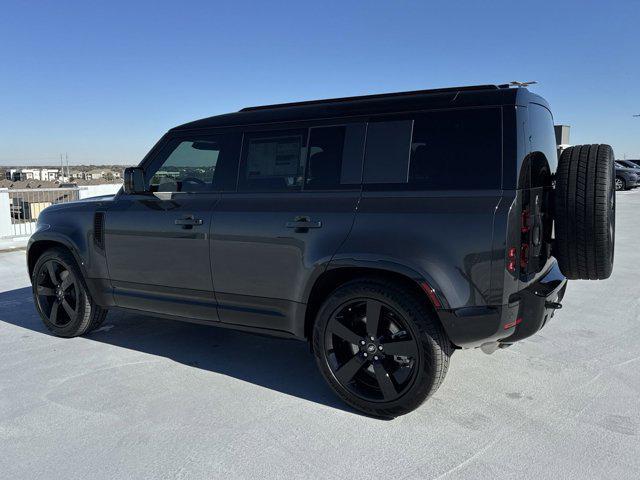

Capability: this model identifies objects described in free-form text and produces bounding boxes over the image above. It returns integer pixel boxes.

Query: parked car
[626,159,640,168]
[616,159,640,171]
[27,85,615,418]
[615,161,639,190]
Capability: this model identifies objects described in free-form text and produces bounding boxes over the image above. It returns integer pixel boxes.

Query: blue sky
[1,0,638,165]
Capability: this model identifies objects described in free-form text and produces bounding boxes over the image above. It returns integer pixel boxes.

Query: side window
[148,133,240,192]
[239,129,307,192]
[362,109,501,190]
[408,108,502,189]
[363,120,413,184]
[305,123,365,189]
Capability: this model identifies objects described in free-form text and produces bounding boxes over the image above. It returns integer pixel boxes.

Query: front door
[105,131,240,321]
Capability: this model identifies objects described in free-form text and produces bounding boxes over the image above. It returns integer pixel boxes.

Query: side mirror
[123,167,146,194]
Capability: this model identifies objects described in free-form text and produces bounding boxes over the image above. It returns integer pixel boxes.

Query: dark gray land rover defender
[28,85,615,417]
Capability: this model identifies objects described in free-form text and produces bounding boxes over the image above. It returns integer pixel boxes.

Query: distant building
[85,169,105,180]
[40,168,60,181]
[4,168,59,182]
[21,169,41,180]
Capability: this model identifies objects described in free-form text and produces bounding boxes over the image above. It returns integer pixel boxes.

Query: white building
[40,169,60,181]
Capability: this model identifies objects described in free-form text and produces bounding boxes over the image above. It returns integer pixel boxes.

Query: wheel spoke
[50,299,60,325]
[329,320,361,345]
[37,285,55,297]
[383,339,419,358]
[334,354,366,384]
[373,362,398,400]
[46,262,59,285]
[61,299,75,319]
[60,271,73,291]
[366,300,382,338]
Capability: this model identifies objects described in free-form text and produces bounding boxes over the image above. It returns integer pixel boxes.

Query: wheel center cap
[366,343,377,353]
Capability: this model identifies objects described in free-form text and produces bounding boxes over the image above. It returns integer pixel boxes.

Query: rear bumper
[439,261,567,348]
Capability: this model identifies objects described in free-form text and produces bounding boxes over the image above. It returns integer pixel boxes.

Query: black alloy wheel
[313,279,452,418]
[324,298,419,403]
[32,247,107,337]
[35,259,80,327]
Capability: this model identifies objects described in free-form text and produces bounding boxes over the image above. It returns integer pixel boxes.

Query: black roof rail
[239,84,501,112]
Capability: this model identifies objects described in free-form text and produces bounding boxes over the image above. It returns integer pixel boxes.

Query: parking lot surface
[1,192,639,480]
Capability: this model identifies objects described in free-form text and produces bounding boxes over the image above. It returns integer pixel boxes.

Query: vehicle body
[615,161,639,190]
[616,159,640,171]
[28,85,614,417]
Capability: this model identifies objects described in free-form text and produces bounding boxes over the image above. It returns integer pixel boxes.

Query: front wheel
[312,278,452,418]
[615,177,626,191]
[32,247,107,337]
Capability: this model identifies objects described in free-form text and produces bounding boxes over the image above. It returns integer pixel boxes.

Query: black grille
[94,211,105,249]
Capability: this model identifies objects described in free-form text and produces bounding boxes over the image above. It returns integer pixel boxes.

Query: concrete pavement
[1,192,639,479]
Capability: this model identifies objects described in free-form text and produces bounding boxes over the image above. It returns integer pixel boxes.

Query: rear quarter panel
[335,190,502,309]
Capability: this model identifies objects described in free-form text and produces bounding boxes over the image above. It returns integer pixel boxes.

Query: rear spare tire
[554,144,615,280]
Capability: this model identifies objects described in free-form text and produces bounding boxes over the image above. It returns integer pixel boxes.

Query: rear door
[210,121,365,333]
[104,130,241,321]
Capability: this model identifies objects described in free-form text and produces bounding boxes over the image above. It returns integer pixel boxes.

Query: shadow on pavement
[0,286,356,415]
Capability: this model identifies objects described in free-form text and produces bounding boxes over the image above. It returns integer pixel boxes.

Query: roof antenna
[509,81,538,88]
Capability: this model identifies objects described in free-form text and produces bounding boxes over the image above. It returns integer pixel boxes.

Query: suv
[28,85,615,418]
[614,161,639,190]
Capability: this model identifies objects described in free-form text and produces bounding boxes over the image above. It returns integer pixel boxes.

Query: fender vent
[94,211,105,249]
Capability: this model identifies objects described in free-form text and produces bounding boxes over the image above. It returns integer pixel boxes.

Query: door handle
[175,216,203,227]
[285,216,322,229]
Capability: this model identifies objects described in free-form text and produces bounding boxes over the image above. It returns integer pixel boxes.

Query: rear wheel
[554,144,615,280]
[312,278,452,418]
[32,247,107,337]
[615,177,625,191]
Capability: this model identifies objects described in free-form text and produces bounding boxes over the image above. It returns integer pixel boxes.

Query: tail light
[520,243,529,269]
[507,247,517,273]
[520,207,531,273]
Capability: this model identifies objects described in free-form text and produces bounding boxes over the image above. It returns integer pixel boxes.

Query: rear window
[363,108,502,190]
[305,123,366,189]
[238,129,307,191]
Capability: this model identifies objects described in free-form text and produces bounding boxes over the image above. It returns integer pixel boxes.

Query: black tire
[32,247,108,337]
[615,176,626,191]
[554,144,615,280]
[312,278,452,418]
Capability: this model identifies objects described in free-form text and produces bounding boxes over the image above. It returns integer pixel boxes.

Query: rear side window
[363,120,413,184]
[363,108,502,190]
[238,129,308,191]
[305,123,365,189]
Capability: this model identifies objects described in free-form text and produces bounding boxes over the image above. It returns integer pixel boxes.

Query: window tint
[147,133,240,193]
[239,130,307,191]
[363,120,413,184]
[305,124,365,189]
[529,104,558,187]
[149,140,216,192]
[362,110,501,190]
[408,108,502,189]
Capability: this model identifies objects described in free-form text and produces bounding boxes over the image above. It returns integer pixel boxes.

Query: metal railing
[7,188,79,237]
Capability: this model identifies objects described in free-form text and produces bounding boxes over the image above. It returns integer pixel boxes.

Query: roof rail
[239,84,501,112]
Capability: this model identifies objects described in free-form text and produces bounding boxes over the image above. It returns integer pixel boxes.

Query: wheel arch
[27,234,86,279]
[303,261,449,341]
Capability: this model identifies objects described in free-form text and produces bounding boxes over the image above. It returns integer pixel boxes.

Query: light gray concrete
[1,192,639,480]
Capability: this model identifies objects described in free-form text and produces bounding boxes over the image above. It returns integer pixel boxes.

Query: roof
[173,85,548,131]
